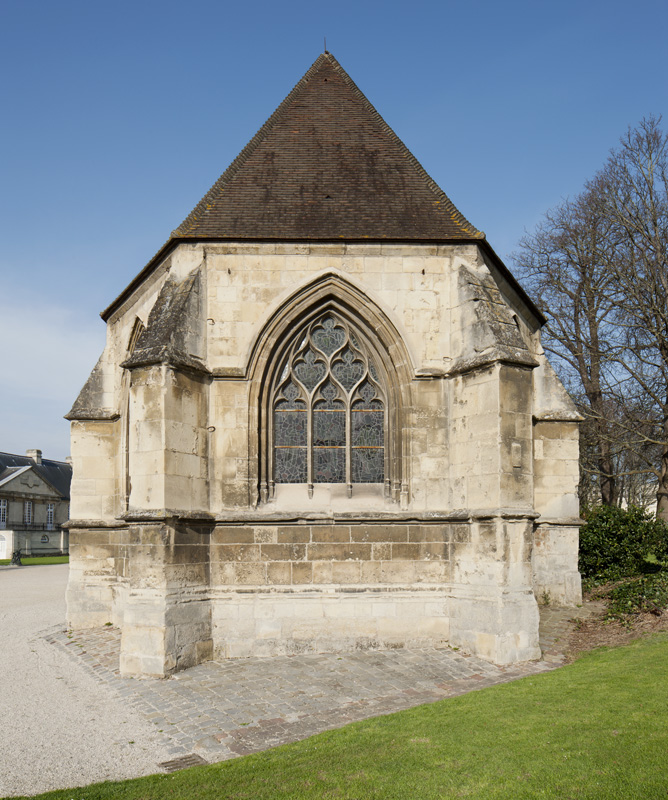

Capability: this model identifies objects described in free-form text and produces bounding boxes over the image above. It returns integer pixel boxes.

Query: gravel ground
[0,564,173,798]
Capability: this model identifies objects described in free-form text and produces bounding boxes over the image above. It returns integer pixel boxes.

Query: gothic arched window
[270,313,386,498]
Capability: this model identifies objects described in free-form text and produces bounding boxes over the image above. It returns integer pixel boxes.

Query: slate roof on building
[0,453,72,499]
[174,52,483,242]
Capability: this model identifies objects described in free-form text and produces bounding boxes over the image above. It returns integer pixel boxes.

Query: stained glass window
[271,313,385,494]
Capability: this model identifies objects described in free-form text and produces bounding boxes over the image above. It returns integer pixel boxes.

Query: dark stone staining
[122,270,206,374]
[66,354,118,420]
[451,266,538,374]
[173,54,483,243]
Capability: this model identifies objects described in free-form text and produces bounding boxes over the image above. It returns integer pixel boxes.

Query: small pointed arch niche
[126,317,145,355]
[258,305,406,506]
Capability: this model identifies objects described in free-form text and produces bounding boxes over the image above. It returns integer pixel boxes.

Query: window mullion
[345,396,352,497]
[307,393,314,498]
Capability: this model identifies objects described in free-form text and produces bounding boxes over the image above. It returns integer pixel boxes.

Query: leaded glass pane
[332,347,365,391]
[294,350,326,391]
[275,448,307,482]
[352,410,384,447]
[314,410,345,446]
[311,316,346,355]
[313,448,345,482]
[274,410,307,446]
[352,448,384,483]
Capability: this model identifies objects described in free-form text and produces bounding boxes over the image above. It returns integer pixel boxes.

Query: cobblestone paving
[43,600,603,769]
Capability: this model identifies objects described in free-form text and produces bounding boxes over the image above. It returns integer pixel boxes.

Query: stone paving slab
[43,600,603,768]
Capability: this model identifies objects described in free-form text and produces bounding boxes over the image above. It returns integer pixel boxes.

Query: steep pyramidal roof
[174,52,483,241]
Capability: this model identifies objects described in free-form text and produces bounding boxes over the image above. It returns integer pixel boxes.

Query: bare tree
[514,183,622,505]
[514,117,668,517]
[599,117,668,518]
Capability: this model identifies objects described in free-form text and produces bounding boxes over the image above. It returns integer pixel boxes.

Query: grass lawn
[17,633,668,800]
[0,555,69,566]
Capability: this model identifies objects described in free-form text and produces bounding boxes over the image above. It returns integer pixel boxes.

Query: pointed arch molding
[246,272,416,382]
[246,272,414,507]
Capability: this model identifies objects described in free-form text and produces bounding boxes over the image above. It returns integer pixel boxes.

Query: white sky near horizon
[1,0,667,462]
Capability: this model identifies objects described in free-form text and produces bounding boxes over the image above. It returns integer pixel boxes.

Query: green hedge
[606,572,668,619]
[578,505,668,582]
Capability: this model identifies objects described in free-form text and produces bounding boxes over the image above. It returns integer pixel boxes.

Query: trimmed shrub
[578,505,668,582]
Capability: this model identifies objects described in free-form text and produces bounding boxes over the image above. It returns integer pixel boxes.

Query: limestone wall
[66,239,581,675]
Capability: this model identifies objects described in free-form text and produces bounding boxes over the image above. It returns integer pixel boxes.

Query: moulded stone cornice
[212,367,246,379]
[120,348,211,377]
[447,349,539,378]
[65,519,127,529]
[414,367,448,380]
[535,516,584,526]
[465,509,540,521]
[64,409,121,422]
[532,411,584,423]
[210,585,456,596]
[120,510,216,523]
[207,509,540,524]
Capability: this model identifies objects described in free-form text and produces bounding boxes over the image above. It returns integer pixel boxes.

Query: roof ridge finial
[324,36,328,54]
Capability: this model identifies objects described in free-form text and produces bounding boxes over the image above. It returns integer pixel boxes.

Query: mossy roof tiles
[173,52,483,242]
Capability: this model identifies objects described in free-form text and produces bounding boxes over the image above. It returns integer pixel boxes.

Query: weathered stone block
[267,561,291,584]
[292,561,313,584]
[212,527,255,544]
[331,561,361,583]
[218,544,261,562]
[261,543,306,561]
[308,543,371,561]
[351,525,408,543]
[311,525,351,542]
[277,525,311,543]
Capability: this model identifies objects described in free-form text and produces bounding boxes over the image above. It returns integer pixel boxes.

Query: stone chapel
[66,52,582,677]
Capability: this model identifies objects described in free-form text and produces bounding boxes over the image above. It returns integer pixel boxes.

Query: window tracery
[270,314,386,498]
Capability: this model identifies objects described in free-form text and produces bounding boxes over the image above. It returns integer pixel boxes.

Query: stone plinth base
[210,583,541,665]
[66,514,567,675]
[532,522,582,606]
[211,588,451,659]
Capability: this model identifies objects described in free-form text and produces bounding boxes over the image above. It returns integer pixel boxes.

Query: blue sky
[1,0,667,460]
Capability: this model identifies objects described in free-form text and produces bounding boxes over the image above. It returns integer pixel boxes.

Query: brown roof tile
[173,52,483,241]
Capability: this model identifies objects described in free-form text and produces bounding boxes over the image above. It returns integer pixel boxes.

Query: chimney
[26,449,42,465]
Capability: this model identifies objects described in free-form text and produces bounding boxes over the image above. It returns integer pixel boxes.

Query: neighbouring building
[0,450,71,558]
[66,53,582,677]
